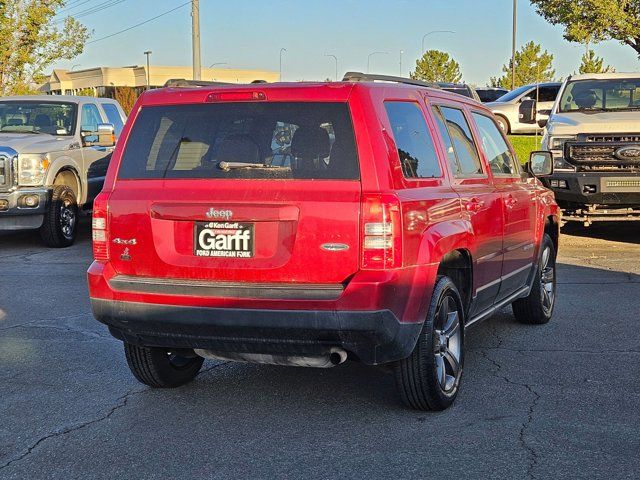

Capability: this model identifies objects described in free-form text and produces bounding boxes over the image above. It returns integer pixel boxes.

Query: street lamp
[279,48,287,82]
[209,62,228,68]
[143,51,152,90]
[399,50,404,77]
[70,64,81,71]
[367,51,388,73]
[324,54,338,81]
[421,30,455,54]
[511,0,517,90]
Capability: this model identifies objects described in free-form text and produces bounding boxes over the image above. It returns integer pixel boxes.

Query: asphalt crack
[479,349,540,479]
[0,387,145,472]
[0,313,111,340]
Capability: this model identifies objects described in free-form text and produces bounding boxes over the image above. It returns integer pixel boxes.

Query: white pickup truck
[0,95,126,246]
[520,73,640,225]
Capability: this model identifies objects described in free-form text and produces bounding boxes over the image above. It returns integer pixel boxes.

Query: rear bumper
[91,298,422,365]
[0,187,50,230]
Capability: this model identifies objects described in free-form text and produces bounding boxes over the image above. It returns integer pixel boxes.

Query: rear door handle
[465,198,485,213]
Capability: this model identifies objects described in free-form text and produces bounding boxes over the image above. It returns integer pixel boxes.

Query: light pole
[279,48,287,81]
[511,0,518,90]
[325,54,338,81]
[209,62,227,68]
[399,50,404,76]
[421,30,455,54]
[143,51,152,89]
[367,51,388,73]
[70,64,81,71]
[192,0,201,80]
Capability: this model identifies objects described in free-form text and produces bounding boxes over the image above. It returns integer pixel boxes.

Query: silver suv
[0,95,126,247]
[486,82,561,134]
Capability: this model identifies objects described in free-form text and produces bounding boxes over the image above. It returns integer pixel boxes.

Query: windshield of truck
[493,85,532,102]
[118,102,359,180]
[559,78,640,112]
[0,101,76,135]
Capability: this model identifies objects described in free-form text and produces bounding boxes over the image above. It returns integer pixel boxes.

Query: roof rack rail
[342,71,440,89]
[163,79,234,88]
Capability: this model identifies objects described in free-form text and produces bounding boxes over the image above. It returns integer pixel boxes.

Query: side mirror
[537,109,551,129]
[96,123,116,147]
[528,151,554,177]
[519,99,537,124]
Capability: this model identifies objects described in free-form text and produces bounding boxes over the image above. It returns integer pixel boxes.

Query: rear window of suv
[118,102,359,180]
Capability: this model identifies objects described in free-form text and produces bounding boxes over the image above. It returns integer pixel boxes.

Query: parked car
[88,72,559,411]
[486,82,562,134]
[437,82,482,102]
[520,72,640,225]
[0,95,126,246]
[475,87,509,103]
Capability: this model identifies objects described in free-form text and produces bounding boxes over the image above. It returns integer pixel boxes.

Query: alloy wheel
[59,199,76,239]
[433,295,462,393]
[540,245,556,314]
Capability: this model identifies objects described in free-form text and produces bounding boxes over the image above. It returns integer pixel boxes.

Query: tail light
[92,192,110,261]
[361,194,402,269]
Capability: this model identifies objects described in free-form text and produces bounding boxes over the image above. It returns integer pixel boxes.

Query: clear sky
[54,0,640,86]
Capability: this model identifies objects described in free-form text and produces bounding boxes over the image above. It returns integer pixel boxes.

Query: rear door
[107,100,362,285]
[431,104,504,315]
[471,111,536,299]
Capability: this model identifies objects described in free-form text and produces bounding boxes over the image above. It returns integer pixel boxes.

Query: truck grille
[566,135,640,172]
[583,134,640,143]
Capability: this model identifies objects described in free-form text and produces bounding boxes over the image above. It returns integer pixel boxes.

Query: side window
[438,106,484,176]
[472,113,519,176]
[101,103,124,136]
[518,89,535,102]
[384,101,442,179]
[432,107,458,174]
[537,86,560,103]
[81,104,102,132]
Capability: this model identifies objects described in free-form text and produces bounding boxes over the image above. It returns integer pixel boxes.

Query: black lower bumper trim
[91,299,423,365]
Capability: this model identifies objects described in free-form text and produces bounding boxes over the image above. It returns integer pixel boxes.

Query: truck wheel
[394,276,464,411]
[124,343,204,388]
[40,185,78,248]
[512,234,557,324]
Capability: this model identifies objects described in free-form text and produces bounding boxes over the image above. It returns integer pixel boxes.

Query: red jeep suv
[88,73,559,411]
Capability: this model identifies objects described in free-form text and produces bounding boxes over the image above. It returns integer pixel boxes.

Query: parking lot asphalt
[0,218,638,480]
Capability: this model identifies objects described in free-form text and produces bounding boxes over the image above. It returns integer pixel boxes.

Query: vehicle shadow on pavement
[561,221,640,245]
[1,261,639,478]
[0,214,92,251]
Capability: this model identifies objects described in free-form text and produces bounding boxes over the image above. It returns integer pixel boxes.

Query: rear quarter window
[118,102,359,180]
[384,101,442,179]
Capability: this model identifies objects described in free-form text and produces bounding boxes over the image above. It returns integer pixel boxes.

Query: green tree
[0,1,89,96]
[578,48,614,74]
[491,41,555,89]
[410,50,462,83]
[531,0,640,57]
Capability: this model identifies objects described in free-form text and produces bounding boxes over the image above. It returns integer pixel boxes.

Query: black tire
[123,343,204,388]
[40,185,78,248]
[495,115,510,134]
[512,233,557,324]
[394,276,465,411]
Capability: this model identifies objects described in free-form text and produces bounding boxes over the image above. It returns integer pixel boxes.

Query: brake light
[361,194,402,269]
[206,91,267,102]
[92,192,110,262]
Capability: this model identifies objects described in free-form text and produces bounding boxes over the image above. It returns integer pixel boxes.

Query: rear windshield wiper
[218,161,290,171]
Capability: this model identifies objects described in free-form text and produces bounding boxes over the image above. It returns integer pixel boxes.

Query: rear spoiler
[163,79,268,88]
